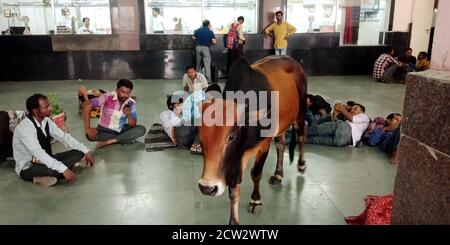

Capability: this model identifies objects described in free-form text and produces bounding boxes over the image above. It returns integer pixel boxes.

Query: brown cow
[198,55,307,225]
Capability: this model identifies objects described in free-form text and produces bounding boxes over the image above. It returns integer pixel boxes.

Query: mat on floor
[144,123,178,152]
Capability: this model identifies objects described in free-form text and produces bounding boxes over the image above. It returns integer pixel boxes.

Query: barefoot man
[80,79,146,148]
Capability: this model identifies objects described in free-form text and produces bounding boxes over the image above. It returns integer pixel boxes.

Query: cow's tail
[288,125,296,162]
[289,68,307,163]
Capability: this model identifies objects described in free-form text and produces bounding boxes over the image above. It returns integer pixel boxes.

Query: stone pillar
[391,1,450,224]
[430,0,450,70]
[390,71,450,224]
[109,0,140,50]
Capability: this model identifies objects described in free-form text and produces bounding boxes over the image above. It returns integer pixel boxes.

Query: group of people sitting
[0,79,147,187]
[160,65,222,154]
[1,68,403,187]
[304,94,402,165]
[373,46,430,83]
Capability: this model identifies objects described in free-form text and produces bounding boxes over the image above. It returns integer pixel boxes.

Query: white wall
[410,0,435,56]
[431,0,450,70]
[392,0,413,31]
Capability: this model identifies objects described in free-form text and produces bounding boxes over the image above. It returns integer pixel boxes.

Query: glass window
[0,0,111,35]
[204,0,258,34]
[287,0,339,33]
[146,0,203,34]
[145,0,258,34]
[337,0,391,45]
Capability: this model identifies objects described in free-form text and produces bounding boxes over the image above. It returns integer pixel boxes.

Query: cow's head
[197,99,269,196]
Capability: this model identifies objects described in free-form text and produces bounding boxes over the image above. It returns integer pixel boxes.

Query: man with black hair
[398,48,417,72]
[78,17,96,34]
[307,103,370,147]
[81,79,146,149]
[13,94,95,187]
[226,16,246,73]
[368,113,402,165]
[192,19,217,81]
[416,51,430,71]
[264,11,297,56]
[183,65,208,94]
[373,46,400,82]
[152,8,165,33]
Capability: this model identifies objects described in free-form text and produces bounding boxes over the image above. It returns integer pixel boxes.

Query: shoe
[33,176,57,187]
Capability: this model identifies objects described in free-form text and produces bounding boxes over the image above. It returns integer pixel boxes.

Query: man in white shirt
[78,17,96,34]
[160,85,222,154]
[307,103,370,147]
[183,65,208,94]
[13,94,95,187]
[152,8,165,33]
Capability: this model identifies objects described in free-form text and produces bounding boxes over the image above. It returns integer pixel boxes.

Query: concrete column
[409,0,435,57]
[109,0,140,50]
[392,0,413,32]
[431,0,450,70]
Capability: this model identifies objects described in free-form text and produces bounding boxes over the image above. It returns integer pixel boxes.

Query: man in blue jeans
[368,113,402,165]
[192,20,217,82]
[307,103,370,147]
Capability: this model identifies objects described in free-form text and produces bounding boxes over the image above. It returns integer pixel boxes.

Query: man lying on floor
[307,103,370,147]
[13,94,95,187]
[80,79,146,149]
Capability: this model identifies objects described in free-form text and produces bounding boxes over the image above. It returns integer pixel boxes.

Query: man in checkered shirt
[373,46,399,82]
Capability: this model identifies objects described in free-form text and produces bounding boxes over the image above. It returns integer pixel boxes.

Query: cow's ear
[225,57,252,92]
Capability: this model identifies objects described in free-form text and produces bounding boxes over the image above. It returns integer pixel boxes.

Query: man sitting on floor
[13,94,95,187]
[373,46,400,83]
[183,65,209,94]
[307,103,370,147]
[160,84,222,154]
[367,113,402,165]
[80,79,146,148]
[416,51,430,72]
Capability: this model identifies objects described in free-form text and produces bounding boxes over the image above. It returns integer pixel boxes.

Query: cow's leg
[269,135,285,185]
[248,150,269,214]
[297,124,307,173]
[228,185,241,225]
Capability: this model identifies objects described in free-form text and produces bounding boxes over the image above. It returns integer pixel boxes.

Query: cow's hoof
[298,161,306,174]
[228,220,239,225]
[269,175,282,185]
[248,200,263,214]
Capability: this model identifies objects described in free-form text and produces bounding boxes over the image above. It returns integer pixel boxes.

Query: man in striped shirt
[373,46,399,82]
[81,79,146,149]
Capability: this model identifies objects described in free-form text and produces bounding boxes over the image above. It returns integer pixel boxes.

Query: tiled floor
[0,76,405,224]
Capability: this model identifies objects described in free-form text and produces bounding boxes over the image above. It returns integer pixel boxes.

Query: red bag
[226,23,240,50]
